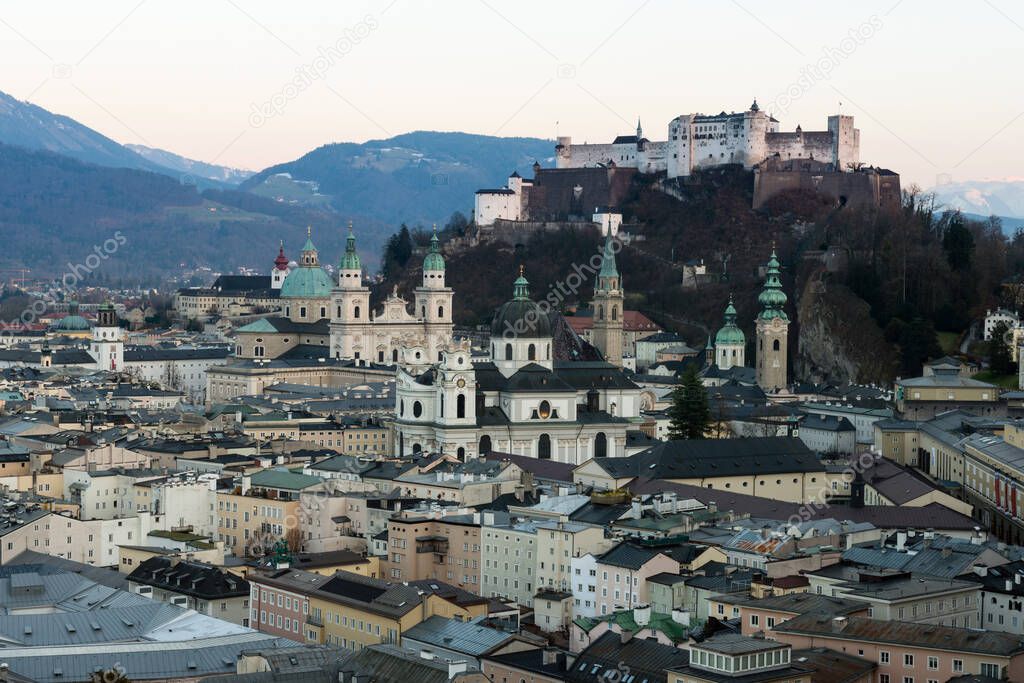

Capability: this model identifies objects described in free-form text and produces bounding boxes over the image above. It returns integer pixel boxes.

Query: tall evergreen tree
[667,365,711,440]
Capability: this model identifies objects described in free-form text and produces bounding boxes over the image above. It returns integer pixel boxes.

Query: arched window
[479,435,492,454]
[595,432,607,458]
[597,305,604,321]
[300,306,307,318]
[412,443,422,454]
[538,434,551,460]
[413,401,423,418]
[611,306,618,321]
[378,350,384,363]
[440,394,444,417]
[538,400,551,419]
[399,400,404,416]
[320,306,326,319]
[456,446,465,460]
[505,344,513,360]
[528,344,536,361]
[438,306,444,318]
[392,349,399,362]
[457,394,466,419]
[336,306,341,317]
[354,305,360,319]
[773,339,781,351]
[421,306,426,318]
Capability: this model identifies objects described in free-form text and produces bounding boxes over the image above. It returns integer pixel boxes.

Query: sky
[1,0,1022,188]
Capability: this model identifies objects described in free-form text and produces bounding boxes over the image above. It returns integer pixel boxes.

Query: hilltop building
[555,102,859,179]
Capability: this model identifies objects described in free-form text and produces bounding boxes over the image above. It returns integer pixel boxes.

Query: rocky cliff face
[796,271,898,385]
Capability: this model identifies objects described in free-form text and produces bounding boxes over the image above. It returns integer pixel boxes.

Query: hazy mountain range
[929,178,1024,233]
[126,144,254,185]
[0,90,551,277]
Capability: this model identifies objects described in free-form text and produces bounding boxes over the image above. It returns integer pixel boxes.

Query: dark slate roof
[123,347,231,362]
[127,557,248,599]
[569,501,631,526]
[565,631,689,683]
[213,275,272,292]
[505,364,577,393]
[628,478,980,531]
[341,643,465,683]
[590,437,822,480]
[801,414,855,432]
[473,360,638,393]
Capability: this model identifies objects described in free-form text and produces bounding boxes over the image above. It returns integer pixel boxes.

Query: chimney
[973,564,988,578]
[670,608,690,626]
[633,604,651,627]
[831,616,848,632]
[896,531,907,551]
[619,630,633,644]
[941,546,952,558]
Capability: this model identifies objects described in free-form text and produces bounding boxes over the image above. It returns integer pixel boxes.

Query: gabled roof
[584,437,823,480]
[401,615,515,656]
[565,630,689,683]
[774,613,1024,656]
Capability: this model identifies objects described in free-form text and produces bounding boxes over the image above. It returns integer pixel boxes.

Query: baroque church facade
[392,247,645,464]
[233,226,453,369]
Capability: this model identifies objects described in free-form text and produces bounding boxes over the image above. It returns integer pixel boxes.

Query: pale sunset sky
[2,0,1022,188]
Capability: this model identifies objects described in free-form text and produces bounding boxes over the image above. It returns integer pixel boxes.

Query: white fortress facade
[555,101,859,179]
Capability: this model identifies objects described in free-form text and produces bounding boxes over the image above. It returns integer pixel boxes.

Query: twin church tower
[590,236,790,393]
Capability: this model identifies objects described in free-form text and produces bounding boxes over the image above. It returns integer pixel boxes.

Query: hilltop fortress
[555,100,859,178]
[475,101,899,227]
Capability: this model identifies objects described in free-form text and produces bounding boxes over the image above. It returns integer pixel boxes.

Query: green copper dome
[758,249,789,321]
[340,222,362,271]
[281,231,332,298]
[715,296,745,345]
[490,267,552,339]
[280,266,332,298]
[54,301,91,331]
[423,227,445,272]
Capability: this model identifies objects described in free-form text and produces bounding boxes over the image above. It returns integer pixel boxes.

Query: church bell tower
[755,248,789,393]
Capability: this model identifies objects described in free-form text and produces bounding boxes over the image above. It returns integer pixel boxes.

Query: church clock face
[456,378,466,388]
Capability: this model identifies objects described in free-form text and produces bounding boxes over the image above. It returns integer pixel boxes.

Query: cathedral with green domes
[233,225,454,367]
